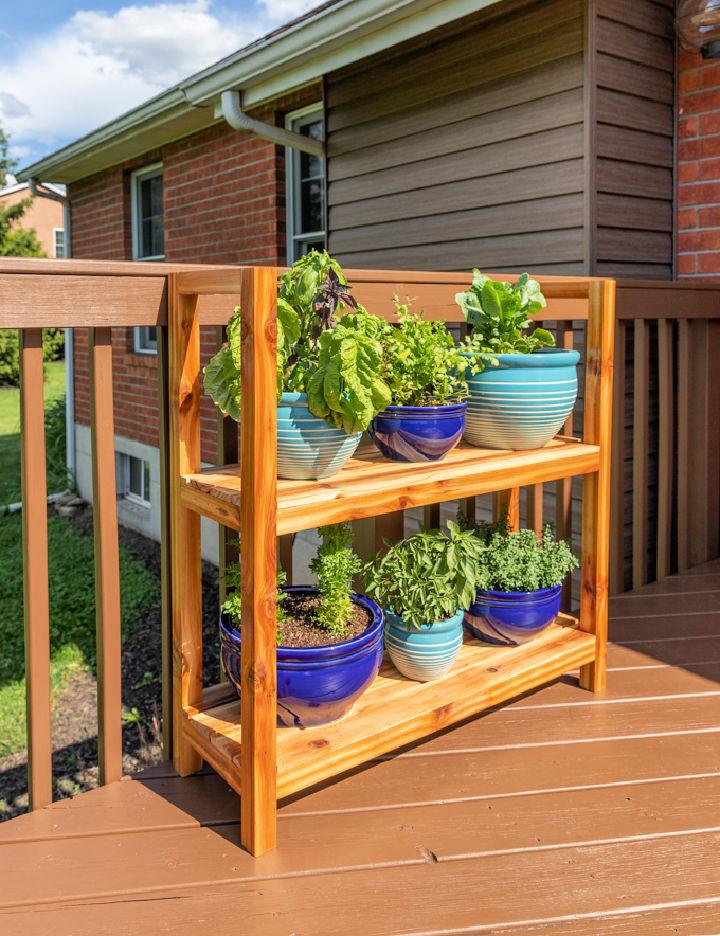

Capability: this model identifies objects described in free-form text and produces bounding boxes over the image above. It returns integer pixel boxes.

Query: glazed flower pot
[277,392,361,480]
[464,584,562,646]
[220,586,384,728]
[384,608,464,681]
[464,348,580,450]
[368,402,467,463]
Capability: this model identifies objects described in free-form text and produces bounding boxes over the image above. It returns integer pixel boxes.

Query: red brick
[697,252,720,273]
[678,229,720,252]
[678,180,720,206]
[679,116,699,139]
[698,205,720,227]
[680,88,720,117]
[698,157,720,180]
[677,254,697,275]
[679,135,720,161]
[700,112,720,136]
[679,161,699,183]
[678,208,698,230]
[680,69,700,94]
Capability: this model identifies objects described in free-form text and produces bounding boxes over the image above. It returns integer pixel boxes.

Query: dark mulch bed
[0,503,222,820]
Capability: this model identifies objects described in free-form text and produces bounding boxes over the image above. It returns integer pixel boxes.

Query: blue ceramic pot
[277,392,361,480]
[368,402,467,462]
[220,586,384,728]
[464,348,580,450]
[464,584,562,646]
[384,608,464,682]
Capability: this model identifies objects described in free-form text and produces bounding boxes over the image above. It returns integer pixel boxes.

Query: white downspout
[218,90,325,156]
[28,178,75,487]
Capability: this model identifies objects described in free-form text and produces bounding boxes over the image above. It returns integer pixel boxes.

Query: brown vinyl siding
[326,0,586,273]
[590,0,675,278]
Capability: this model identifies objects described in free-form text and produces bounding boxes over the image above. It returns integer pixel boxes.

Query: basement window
[133,326,157,355]
[286,105,326,262]
[118,453,151,508]
[131,163,164,261]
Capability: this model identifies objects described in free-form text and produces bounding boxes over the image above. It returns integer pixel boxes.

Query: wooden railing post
[168,277,203,777]
[157,326,174,759]
[579,279,615,693]
[89,327,123,785]
[239,266,278,856]
[20,328,53,809]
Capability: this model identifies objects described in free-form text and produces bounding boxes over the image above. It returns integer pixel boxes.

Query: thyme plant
[363,522,482,627]
[310,523,362,638]
[221,548,288,642]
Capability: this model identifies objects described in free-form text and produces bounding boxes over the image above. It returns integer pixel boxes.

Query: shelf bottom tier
[182,617,596,800]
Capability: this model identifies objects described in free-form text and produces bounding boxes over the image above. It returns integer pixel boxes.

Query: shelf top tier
[181,438,599,536]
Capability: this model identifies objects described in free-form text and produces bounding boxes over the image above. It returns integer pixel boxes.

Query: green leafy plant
[221,545,288,642]
[363,521,482,627]
[203,251,391,433]
[461,515,578,592]
[0,328,64,387]
[456,271,554,363]
[310,523,362,638]
[379,299,468,406]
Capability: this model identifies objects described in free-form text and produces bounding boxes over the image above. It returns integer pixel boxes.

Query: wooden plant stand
[168,268,615,857]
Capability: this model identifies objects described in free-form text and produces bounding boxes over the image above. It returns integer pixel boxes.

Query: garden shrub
[0,328,64,386]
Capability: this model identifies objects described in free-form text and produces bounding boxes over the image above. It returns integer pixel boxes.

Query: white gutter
[28,178,75,487]
[219,90,324,155]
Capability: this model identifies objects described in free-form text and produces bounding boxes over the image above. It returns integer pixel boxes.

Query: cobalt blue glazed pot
[464,584,562,646]
[277,392,362,480]
[219,586,384,728]
[368,402,467,462]
[464,348,580,450]
[384,608,464,681]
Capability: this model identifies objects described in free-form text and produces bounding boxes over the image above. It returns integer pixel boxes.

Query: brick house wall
[677,49,720,276]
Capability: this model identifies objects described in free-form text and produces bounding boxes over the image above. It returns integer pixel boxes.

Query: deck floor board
[2,564,720,934]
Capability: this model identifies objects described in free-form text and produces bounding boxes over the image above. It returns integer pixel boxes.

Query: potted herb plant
[456,271,580,450]
[367,300,469,462]
[461,517,578,646]
[219,523,384,727]
[204,251,391,480]
[363,522,481,681]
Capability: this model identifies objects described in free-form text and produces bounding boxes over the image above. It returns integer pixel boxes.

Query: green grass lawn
[0,512,160,757]
[0,360,67,504]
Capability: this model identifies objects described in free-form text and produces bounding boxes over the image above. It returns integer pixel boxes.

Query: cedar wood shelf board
[183,617,596,800]
[180,438,601,536]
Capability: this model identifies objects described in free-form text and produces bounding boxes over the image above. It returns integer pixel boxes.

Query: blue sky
[0,0,316,171]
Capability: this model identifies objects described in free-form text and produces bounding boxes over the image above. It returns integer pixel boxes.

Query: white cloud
[0,0,277,165]
[259,0,320,21]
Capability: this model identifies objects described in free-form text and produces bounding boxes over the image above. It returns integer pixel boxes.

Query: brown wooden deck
[3,561,720,935]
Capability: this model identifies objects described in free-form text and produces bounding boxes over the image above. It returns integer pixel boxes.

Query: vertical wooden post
[579,279,615,693]
[239,266,278,856]
[216,324,240,608]
[556,321,575,610]
[609,320,626,594]
[677,319,690,573]
[631,320,649,589]
[493,489,519,530]
[168,278,203,777]
[656,319,673,582]
[157,326,174,759]
[20,328,53,809]
[89,327,123,785]
[526,484,544,536]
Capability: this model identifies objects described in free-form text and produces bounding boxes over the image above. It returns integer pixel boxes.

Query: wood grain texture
[156,327,174,758]
[89,328,123,786]
[609,320,626,594]
[180,440,601,537]
[19,329,52,810]
[656,319,673,582]
[167,276,203,777]
[631,320,649,590]
[579,280,615,692]
[238,266,278,856]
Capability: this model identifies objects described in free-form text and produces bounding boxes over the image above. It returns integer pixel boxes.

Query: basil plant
[203,251,391,435]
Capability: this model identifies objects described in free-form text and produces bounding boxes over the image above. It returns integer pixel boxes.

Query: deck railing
[1,257,719,812]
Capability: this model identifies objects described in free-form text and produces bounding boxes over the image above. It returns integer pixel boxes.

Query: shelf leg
[240,267,278,856]
[168,280,203,776]
[579,280,615,693]
[494,489,520,530]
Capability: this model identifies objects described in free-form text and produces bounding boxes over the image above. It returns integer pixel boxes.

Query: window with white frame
[117,453,151,507]
[53,228,65,258]
[133,326,157,354]
[285,105,326,262]
[131,163,164,261]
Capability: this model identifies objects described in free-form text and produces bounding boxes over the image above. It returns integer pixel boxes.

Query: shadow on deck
[3,561,720,934]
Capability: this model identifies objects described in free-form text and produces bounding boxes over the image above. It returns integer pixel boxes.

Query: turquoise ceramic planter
[277,392,362,480]
[464,348,580,450]
[384,608,464,682]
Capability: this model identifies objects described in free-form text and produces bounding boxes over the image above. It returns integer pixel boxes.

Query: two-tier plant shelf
[168,267,614,857]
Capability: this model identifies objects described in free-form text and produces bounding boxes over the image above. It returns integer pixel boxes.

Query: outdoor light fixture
[677,0,720,57]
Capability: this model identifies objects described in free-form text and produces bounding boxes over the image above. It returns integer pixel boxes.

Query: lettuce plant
[362,522,482,627]
[379,299,468,406]
[204,251,390,434]
[310,522,362,638]
[456,270,555,363]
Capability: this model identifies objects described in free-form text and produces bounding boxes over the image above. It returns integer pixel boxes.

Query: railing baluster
[20,328,53,809]
[631,320,649,589]
[526,484,543,536]
[656,319,673,581]
[609,321,626,595]
[677,319,690,572]
[555,321,574,609]
[157,326,174,758]
[89,327,123,785]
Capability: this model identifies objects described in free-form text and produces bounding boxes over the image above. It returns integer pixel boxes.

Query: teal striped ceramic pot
[464,348,580,450]
[384,608,464,682]
[277,392,362,480]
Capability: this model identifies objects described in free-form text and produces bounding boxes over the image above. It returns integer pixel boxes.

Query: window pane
[129,456,142,497]
[300,151,323,180]
[300,179,323,234]
[138,173,164,258]
[143,461,151,501]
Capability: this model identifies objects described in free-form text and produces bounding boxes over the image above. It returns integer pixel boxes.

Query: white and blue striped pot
[464,348,580,450]
[384,608,464,682]
[277,392,362,480]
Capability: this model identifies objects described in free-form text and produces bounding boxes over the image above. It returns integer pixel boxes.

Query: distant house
[0,177,65,257]
[15,0,710,558]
